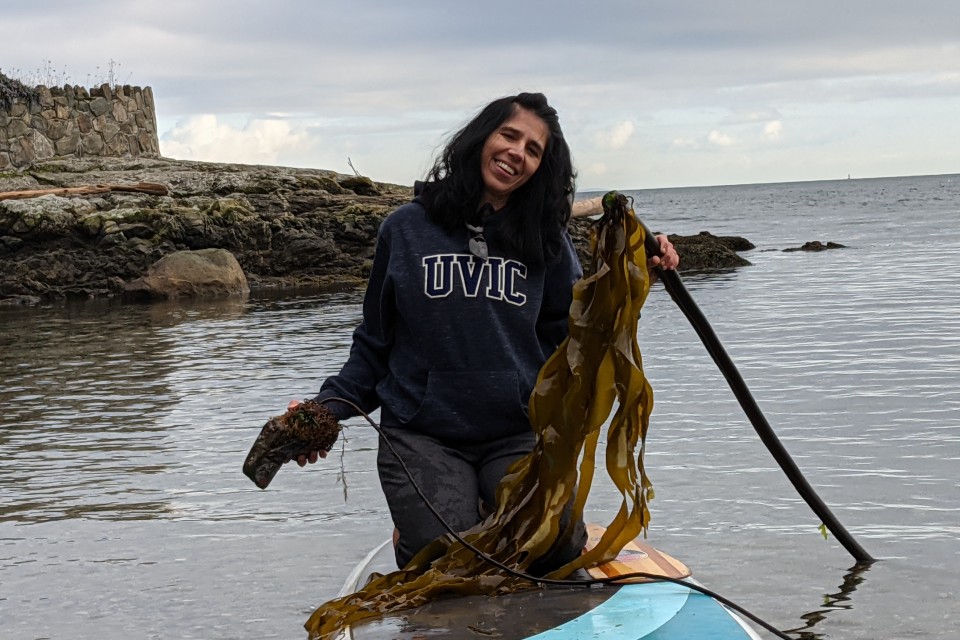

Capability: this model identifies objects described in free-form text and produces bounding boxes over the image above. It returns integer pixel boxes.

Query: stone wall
[0,84,160,170]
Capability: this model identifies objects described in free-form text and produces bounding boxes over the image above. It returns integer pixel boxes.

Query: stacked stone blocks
[0,84,160,170]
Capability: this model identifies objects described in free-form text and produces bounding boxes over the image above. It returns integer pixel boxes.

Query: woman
[294,92,679,570]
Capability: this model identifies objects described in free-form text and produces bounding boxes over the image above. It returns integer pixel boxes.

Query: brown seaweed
[304,192,655,638]
[243,400,341,489]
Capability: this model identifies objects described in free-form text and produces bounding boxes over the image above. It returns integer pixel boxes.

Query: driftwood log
[572,196,603,218]
[0,182,169,201]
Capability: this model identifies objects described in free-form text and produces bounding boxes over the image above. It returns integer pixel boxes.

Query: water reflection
[673,269,744,288]
[0,296,258,525]
[143,296,249,327]
[783,563,872,639]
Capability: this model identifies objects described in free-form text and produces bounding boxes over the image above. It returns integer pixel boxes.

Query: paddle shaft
[641,222,874,564]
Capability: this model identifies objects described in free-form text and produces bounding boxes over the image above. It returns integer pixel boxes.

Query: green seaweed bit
[305,191,655,638]
[285,400,341,451]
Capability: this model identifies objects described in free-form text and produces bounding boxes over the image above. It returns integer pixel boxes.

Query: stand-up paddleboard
[336,525,762,640]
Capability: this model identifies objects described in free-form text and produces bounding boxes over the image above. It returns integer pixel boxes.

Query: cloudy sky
[4,1,959,189]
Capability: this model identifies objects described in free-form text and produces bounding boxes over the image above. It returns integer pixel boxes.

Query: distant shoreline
[576,170,958,193]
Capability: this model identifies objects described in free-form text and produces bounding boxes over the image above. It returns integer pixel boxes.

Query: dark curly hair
[418,92,576,267]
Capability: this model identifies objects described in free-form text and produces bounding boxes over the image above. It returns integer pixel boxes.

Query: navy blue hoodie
[314,195,581,443]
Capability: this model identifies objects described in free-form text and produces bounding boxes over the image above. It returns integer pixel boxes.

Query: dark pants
[377,426,586,571]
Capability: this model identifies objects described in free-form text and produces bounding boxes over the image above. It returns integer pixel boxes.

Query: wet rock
[783,240,846,252]
[666,230,754,271]
[0,294,41,306]
[338,176,381,197]
[122,248,249,301]
[568,223,753,272]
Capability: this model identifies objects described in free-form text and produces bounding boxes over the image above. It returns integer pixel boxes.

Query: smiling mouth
[495,160,517,176]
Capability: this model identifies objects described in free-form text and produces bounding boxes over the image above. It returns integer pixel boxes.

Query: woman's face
[479,106,550,210]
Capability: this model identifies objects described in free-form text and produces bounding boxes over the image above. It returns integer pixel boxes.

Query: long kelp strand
[304,192,655,638]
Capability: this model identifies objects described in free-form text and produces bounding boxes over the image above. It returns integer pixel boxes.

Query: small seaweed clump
[243,400,341,489]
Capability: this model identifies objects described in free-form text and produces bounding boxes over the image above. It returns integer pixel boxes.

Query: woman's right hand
[286,399,329,466]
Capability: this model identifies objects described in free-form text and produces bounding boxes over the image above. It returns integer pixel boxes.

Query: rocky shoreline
[0,157,755,305]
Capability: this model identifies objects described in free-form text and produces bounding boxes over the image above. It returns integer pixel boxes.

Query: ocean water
[1,173,957,639]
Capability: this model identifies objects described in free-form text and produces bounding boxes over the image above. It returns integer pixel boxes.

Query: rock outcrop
[783,240,846,252]
[0,157,755,304]
[122,248,249,301]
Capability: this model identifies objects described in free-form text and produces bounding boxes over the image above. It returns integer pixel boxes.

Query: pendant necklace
[466,223,488,261]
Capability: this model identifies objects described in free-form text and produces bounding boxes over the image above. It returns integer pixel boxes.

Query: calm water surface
[2,174,958,639]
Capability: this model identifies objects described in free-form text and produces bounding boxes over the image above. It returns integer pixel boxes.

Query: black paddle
[640,219,874,564]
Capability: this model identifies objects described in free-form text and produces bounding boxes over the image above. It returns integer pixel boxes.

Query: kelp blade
[305,192,655,638]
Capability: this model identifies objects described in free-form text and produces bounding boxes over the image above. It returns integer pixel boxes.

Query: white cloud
[763,120,783,139]
[732,108,782,124]
[589,162,609,176]
[671,137,698,150]
[594,121,636,150]
[160,115,309,166]
[707,130,735,147]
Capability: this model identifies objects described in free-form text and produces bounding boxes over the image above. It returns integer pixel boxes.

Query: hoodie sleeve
[313,230,394,421]
[536,230,581,355]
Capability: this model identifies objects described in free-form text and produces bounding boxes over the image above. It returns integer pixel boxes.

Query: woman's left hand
[647,234,680,272]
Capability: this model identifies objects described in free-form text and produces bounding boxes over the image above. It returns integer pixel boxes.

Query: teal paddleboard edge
[523,581,755,640]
